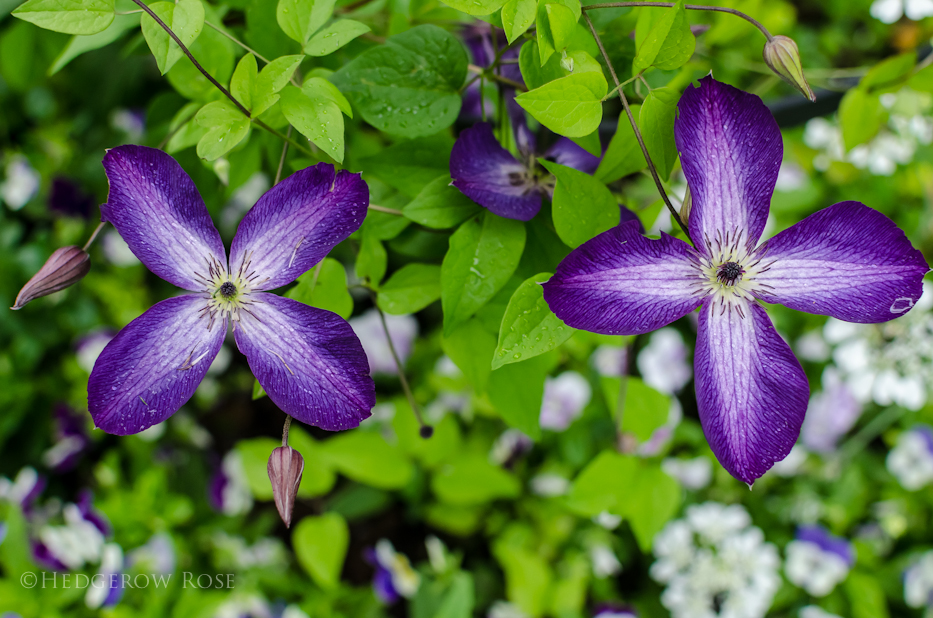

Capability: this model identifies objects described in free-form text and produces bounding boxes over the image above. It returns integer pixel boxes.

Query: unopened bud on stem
[763,36,816,102]
[268,446,304,528]
[12,246,90,310]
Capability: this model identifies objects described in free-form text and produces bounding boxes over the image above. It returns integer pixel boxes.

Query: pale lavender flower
[349,309,418,375]
[540,371,592,431]
[905,550,933,608]
[85,543,124,609]
[637,327,691,394]
[887,425,933,490]
[365,539,420,604]
[800,369,862,453]
[209,450,253,516]
[0,155,40,210]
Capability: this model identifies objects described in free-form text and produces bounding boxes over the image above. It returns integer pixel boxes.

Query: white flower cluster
[887,426,933,490]
[820,282,933,411]
[905,550,933,608]
[650,502,781,618]
[870,0,933,23]
[804,90,933,176]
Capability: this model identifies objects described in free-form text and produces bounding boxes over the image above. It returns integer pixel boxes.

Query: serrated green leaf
[331,25,468,137]
[279,84,345,162]
[595,103,647,183]
[540,159,619,248]
[402,176,481,229]
[49,12,137,75]
[140,0,204,75]
[377,264,442,314]
[632,0,693,74]
[638,86,679,180]
[293,513,348,589]
[501,0,536,44]
[194,100,250,161]
[839,87,883,151]
[515,70,607,138]
[276,0,336,45]
[492,273,574,370]
[13,0,114,35]
[304,19,370,56]
[441,212,526,336]
[285,257,353,319]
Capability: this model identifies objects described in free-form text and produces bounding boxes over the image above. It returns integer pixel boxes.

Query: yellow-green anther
[763,35,816,102]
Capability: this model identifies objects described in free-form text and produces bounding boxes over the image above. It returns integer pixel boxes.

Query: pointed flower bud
[12,246,90,310]
[267,446,304,528]
[680,187,693,224]
[763,35,816,102]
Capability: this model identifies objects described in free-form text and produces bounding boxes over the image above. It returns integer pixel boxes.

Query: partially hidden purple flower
[542,76,930,484]
[0,466,45,512]
[459,24,522,121]
[88,146,376,434]
[450,101,603,221]
[593,603,638,618]
[785,525,854,596]
[43,404,91,472]
[365,539,420,604]
[85,543,124,609]
[48,176,95,219]
[800,369,862,454]
[209,450,253,516]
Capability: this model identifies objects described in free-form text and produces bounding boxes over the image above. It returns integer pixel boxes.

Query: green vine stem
[585,2,773,41]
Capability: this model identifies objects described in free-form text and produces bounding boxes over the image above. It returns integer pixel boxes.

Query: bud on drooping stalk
[267,446,304,528]
[763,35,816,102]
[12,246,90,310]
[680,187,693,225]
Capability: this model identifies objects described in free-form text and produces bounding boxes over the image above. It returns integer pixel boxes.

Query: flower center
[716,261,744,286]
[219,281,237,299]
[689,229,776,313]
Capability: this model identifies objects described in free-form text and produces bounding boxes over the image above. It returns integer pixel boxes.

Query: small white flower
[85,543,123,609]
[530,473,570,497]
[540,371,591,431]
[592,344,628,377]
[102,229,141,267]
[0,155,40,210]
[593,511,622,530]
[870,0,933,23]
[349,310,418,375]
[590,544,622,578]
[637,328,691,394]
[799,606,843,618]
[661,456,712,490]
[375,539,420,598]
[218,451,253,516]
[887,427,933,490]
[904,551,933,608]
[785,541,850,596]
[488,601,529,618]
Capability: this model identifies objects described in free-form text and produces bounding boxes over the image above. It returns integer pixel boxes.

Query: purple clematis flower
[542,76,929,484]
[450,101,601,221]
[88,146,376,434]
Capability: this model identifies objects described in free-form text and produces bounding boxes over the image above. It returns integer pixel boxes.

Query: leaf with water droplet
[279,84,345,162]
[304,19,370,57]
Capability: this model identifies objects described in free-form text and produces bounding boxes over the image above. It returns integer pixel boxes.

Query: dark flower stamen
[717,261,744,286]
[219,281,237,298]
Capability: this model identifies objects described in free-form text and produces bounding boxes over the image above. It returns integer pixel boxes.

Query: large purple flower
[88,146,376,434]
[542,76,929,484]
[450,102,601,221]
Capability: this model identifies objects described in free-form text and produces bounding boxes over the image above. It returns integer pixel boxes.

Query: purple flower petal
[101,146,226,291]
[450,122,542,221]
[694,299,809,484]
[754,201,929,322]
[542,221,703,335]
[543,137,601,175]
[796,525,855,566]
[675,76,781,253]
[233,293,375,431]
[229,164,369,292]
[88,295,224,435]
[506,97,536,157]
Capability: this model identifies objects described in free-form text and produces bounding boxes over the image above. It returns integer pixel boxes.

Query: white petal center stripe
[684,227,776,314]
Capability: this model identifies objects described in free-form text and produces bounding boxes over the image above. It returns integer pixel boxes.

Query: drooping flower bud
[267,446,304,528]
[12,246,90,310]
[680,187,693,224]
[763,35,816,102]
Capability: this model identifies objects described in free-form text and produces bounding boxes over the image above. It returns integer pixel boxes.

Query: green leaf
[49,12,138,75]
[293,513,349,589]
[502,0,536,44]
[431,453,521,505]
[377,264,442,314]
[493,273,574,370]
[441,319,497,393]
[571,128,601,156]
[638,86,679,181]
[860,53,916,92]
[535,0,580,65]
[626,464,681,551]
[488,351,556,439]
[441,212,526,336]
[277,0,335,45]
[839,88,883,151]
[322,431,414,489]
[230,53,258,110]
[620,377,669,441]
[844,572,890,618]
[304,19,370,56]
[493,544,552,618]
[515,71,607,138]
[13,0,114,35]
[440,0,509,15]
[595,103,647,183]
[435,572,475,618]
[165,25,234,101]
[285,257,353,319]
[252,54,305,116]
[632,0,694,74]
[355,226,387,286]
[546,2,577,51]
[519,40,565,90]
[402,176,481,229]
[279,83,345,162]
[194,100,250,161]
[140,0,205,75]
[359,135,454,197]
[565,450,638,516]
[301,75,352,116]
[331,25,468,137]
[540,159,619,248]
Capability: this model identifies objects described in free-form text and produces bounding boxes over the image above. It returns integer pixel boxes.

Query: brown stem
[584,2,773,41]
[582,9,691,242]
[275,126,292,185]
[468,64,528,92]
[369,204,404,216]
[282,415,292,447]
[130,0,250,117]
[82,221,107,252]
